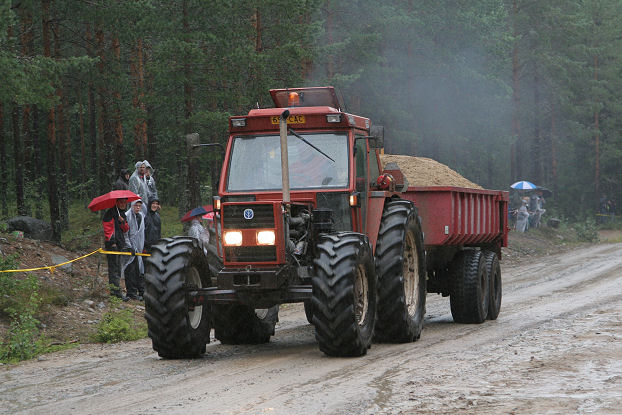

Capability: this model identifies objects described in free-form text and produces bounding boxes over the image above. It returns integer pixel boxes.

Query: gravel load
[379,154,483,189]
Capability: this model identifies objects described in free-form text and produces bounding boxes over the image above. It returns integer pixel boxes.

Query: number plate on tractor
[270,114,305,125]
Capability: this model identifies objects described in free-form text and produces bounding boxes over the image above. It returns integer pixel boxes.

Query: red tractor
[144,87,508,358]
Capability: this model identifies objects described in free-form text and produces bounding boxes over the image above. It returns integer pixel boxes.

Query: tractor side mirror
[369,125,384,149]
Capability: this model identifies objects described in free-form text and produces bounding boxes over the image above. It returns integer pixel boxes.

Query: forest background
[1,0,620,242]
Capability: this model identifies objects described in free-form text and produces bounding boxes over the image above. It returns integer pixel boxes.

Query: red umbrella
[88,190,140,212]
[181,205,213,222]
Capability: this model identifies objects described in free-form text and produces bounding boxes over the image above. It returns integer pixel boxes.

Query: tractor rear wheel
[144,237,211,358]
[213,305,279,344]
[374,199,427,343]
[311,232,377,357]
[484,250,502,320]
[450,250,489,323]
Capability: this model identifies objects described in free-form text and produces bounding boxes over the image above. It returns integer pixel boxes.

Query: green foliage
[3,0,622,230]
[0,255,35,317]
[574,218,600,243]
[0,311,46,362]
[160,204,183,238]
[0,255,48,362]
[92,298,147,343]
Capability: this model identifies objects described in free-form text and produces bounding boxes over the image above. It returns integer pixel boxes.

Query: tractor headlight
[256,230,276,246]
[223,231,243,246]
[326,114,341,123]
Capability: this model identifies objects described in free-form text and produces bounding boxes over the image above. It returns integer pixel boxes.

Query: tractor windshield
[227,132,349,192]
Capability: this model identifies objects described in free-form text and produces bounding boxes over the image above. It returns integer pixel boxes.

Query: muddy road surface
[2,243,621,414]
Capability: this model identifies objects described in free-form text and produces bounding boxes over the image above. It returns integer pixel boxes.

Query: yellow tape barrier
[0,248,150,274]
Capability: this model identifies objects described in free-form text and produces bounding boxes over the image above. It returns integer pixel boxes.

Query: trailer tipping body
[401,186,509,253]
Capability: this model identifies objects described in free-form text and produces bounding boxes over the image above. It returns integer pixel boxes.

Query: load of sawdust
[379,154,483,189]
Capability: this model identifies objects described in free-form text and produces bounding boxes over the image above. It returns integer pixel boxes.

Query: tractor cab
[213,87,386,271]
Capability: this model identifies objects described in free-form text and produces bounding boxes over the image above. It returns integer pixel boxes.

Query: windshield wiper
[288,127,335,163]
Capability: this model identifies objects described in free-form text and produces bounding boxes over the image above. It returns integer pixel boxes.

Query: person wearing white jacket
[129,161,149,214]
[143,160,158,204]
[123,199,145,300]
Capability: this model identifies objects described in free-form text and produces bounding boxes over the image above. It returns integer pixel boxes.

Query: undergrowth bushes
[93,296,147,343]
[0,254,48,362]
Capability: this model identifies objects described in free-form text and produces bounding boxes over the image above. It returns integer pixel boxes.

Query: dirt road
[2,243,621,414]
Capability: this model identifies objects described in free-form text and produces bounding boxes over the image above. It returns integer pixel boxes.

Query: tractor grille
[225,246,277,263]
[223,204,275,229]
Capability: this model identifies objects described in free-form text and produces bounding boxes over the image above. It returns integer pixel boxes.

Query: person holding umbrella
[183,206,210,249]
[102,197,131,300]
[122,199,145,301]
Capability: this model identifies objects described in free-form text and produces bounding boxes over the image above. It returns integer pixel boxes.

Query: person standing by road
[188,214,209,248]
[129,161,149,214]
[102,198,130,300]
[144,198,161,253]
[143,160,158,203]
[123,199,145,300]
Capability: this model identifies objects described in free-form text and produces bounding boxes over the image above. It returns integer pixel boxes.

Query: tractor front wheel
[144,237,211,358]
[311,232,377,357]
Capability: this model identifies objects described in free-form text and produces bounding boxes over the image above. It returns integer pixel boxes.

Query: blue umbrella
[180,206,210,222]
[511,180,537,190]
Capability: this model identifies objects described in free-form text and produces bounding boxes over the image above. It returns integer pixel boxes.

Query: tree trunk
[21,1,34,210]
[33,105,43,219]
[182,0,199,218]
[325,0,334,79]
[253,8,262,52]
[550,101,557,195]
[532,64,542,184]
[86,23,98,197]
[13,104,26,216]
[79,99,86,177]
[593,54,600,203]
[96,26,112,193]
[0,102,6,216]
[132,37,147,159]
[510,0,521,182]
[42,0,61,242]
[111,32,125,176]
[54,21,69,230]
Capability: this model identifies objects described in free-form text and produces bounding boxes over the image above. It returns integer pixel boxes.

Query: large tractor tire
[303,301,314,324]
[449,249,489,324]
[213,305,279,344]
[483,250,502,320]
[311,232,377,357]
[144,237,212,358]
[374,199,427,342]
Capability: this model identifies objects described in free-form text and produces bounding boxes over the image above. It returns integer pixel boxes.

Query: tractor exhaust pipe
[279,110,291,205]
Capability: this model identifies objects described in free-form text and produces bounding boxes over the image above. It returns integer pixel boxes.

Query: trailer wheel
[213,305,279,344]
[312,232,377,357]
[450,250,489,324]
[483,251,502,320]
[144,237,211,358]
[374,199,427,343]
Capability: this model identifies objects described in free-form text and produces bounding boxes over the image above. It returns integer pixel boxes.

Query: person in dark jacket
[144,198,161,253]
[102,198,130,299]
[113,168,130,190]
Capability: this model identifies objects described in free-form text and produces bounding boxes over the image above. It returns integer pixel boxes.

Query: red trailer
[404,186,508,250]
[144,86,509,360]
